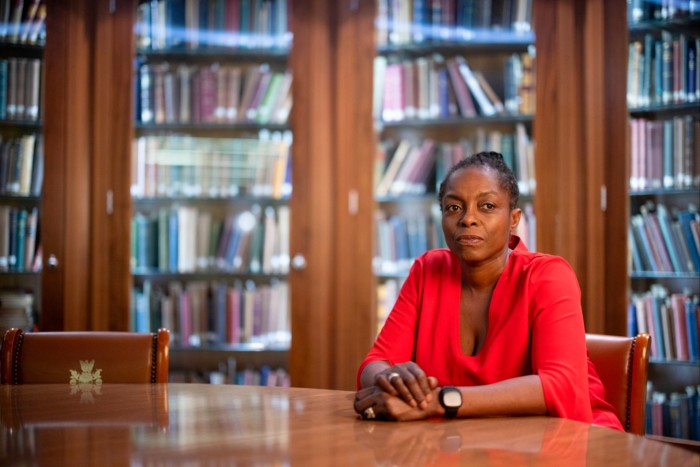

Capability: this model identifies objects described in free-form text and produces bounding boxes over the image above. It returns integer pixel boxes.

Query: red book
[445,58,476,117]
[671,293,689,360]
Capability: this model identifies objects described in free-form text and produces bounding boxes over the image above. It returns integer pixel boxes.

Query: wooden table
[0,383,697,465]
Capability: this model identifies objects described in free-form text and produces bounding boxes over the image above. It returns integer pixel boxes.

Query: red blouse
[359,236,623,430]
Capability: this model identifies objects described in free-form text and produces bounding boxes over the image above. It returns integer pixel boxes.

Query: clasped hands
[354,362,441,421]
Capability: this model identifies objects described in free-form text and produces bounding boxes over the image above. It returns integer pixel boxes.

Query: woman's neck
[460,248,511,292]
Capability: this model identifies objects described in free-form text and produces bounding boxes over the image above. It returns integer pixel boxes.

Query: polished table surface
[0,383,697,466]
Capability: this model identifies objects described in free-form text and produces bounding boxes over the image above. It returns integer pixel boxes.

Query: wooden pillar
[288,0,335,388]
[90,0,135,331]
[535,0,629,334]
[42,0,93,330]
[332,0,376,390]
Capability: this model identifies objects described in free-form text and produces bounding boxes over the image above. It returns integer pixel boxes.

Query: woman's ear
[510,208,522,232]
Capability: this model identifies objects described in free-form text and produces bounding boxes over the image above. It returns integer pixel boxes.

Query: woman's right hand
[373,362,438,410]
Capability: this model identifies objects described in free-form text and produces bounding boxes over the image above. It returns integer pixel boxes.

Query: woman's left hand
[354,382,440,422]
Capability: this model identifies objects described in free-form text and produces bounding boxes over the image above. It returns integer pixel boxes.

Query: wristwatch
[439,386,462,418]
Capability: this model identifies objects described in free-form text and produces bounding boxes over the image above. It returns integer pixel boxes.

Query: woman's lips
[455,235,483,246]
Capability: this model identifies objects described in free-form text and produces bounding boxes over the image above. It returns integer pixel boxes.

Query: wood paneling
[331,0,376,390]
[534,0,629,334]
[601,1,630,336]
[90,0,135,330]
[288,0,335,388]
[42,0,92,330]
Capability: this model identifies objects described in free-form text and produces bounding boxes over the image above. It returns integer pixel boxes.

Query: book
[445,57,476,117]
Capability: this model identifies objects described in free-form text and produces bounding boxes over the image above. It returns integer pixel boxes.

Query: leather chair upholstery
[586,333,651,435]
[0,328,170,384]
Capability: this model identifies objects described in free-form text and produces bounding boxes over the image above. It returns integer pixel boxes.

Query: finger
[404,365,432,408]
[375,372,400,397]
[427,376,439,389]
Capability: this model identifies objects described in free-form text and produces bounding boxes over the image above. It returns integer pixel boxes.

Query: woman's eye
[482,203,495,210]
[444,204,460,213]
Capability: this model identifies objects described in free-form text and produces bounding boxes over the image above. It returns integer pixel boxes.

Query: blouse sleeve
[356,257,425,389]
[529,257,593,424]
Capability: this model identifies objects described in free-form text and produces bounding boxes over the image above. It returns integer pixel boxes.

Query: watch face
[443,390,462,408]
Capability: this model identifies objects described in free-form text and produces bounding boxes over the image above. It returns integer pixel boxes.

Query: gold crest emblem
[69,360,103,385]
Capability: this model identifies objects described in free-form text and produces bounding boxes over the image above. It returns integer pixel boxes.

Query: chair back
[585,333,650,435]
[0,328,170,384]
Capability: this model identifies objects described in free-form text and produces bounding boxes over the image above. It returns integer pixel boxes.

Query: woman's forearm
[455,375,547,418]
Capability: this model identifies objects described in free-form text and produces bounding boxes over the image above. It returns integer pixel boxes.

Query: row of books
[373,202,535,277]
[0,58,42,122]
[629,0,700,24]
[376,129,533,198]
[374,53,534,122]
[136,0,291,51]
[630,116,699,191]
[629,286,699,361]
[629,203,700,273]
[132,279,290,349]
[0,134,43,197]
[376,0,533,46]
[171,363,290,387]
[646,386,700,441]
[627,31,699,109]
[131,133,291,199]
[0,0,45,45]
[136,62,292,125]
[432,123,535,195]
[132,204,290,275]
[0,206,39,273]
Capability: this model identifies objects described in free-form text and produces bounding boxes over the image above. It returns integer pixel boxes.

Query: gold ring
[388,372,400,383]
[362,407,376,420]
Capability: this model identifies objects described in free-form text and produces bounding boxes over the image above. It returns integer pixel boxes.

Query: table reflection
[354,416,589,466]
[0,384,169,465]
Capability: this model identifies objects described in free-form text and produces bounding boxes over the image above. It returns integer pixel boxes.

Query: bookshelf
[372,0,536,333]
[129,0,293,384]
[626,4,700,445]
[0,2,45,336]
[29,0,671,395]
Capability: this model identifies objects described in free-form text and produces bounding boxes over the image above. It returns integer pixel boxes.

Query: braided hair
[437,151,520,210]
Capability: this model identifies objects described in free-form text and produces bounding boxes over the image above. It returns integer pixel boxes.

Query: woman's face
[441,166,521,266]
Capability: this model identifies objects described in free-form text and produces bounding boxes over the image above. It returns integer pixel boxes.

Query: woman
[354,152,622,429]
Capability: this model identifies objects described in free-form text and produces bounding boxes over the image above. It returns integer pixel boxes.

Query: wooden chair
[0,328,170,384]
[586,333,651,435]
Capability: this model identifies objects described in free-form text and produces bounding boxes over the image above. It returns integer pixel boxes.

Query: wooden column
[42,0,93,330]
[534,0,588,312]
[288,0,336,388]
[332,0,376,390]
[535,0,629,334]
[598,0,630,335]
[90,0,135,331]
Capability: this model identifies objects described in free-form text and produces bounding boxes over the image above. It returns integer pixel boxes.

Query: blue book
[0,60,7,120]
[168,209,178,271]
[412,0,427,42]
[656,205,682,272]
[688,41,697,98]
[677,210,700,272]
[686,299,699,362]
[689,389,700,441]
[628,302,639,337]
[15,209,26,272]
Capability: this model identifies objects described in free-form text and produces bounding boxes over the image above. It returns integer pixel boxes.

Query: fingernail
[410,399,417,407]
[426,394,432,402]
[420,400,427,410]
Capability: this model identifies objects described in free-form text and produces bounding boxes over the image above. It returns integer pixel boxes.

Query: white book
[456,57,496,116]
